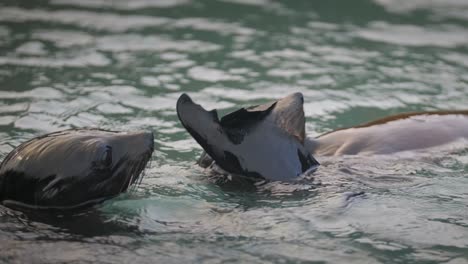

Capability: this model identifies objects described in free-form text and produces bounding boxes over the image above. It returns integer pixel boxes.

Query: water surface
[1,0,468,263]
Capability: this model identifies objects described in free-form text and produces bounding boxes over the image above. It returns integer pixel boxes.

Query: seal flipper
[220,103,276,145]
[176,94,265,175]
[197,151,214,168]
[220,103,276,128]
[176,93,233,172]
[177,93,320,181]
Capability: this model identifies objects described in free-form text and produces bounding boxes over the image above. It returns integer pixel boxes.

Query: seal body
[178,91,468,180]
[306,111,468,156]
[177,93,319,181]
[0,129,154,210]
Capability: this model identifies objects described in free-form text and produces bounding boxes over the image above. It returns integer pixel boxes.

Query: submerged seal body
[177,93,319,181]
[306,111,468,156]
[0,129,154,210]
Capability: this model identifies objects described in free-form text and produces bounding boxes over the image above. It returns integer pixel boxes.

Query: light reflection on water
[0,0,468,263]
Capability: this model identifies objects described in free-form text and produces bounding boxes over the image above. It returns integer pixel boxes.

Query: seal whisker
[126,170,136,192]
[136,155,152,190]
[132,160,142,190]
[120,159,137,193]
[130,155,150,193]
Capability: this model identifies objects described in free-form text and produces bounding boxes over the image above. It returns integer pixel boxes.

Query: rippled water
[1,0,468,263]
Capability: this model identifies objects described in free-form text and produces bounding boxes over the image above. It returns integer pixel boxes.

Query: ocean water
[1,0,468,263]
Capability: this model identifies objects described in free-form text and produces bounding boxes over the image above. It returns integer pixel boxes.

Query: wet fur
[0,129,154,210]
[307,111,468,156]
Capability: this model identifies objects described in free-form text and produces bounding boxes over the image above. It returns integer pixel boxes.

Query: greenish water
[1,0,468,263]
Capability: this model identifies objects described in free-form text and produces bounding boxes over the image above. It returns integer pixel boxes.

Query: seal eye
[102,146,112,167]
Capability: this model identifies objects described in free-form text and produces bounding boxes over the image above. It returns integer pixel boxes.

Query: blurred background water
[1,0,468,263]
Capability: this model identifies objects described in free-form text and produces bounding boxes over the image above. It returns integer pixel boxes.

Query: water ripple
[0,0,468,263]
[356,22,468,47]
[51,0,190,9]
[0,7,169,32]
[96,35,220,53]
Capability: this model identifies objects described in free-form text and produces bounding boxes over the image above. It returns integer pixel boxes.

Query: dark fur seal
[0,129,154,210]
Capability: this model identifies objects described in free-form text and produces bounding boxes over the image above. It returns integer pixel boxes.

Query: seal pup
[176,93,319,181]
[0,129,154,210]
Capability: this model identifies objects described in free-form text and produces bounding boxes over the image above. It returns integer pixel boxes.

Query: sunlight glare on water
[0,0,468,263]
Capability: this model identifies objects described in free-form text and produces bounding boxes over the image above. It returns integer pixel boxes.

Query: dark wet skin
[177,93,319,181]
[0,129,154,210]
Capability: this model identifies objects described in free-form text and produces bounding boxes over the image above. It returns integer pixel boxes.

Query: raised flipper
[177,93,319,181]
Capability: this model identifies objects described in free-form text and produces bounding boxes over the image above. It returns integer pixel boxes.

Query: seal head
[176,93,319,181]
[0,129,154,210]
